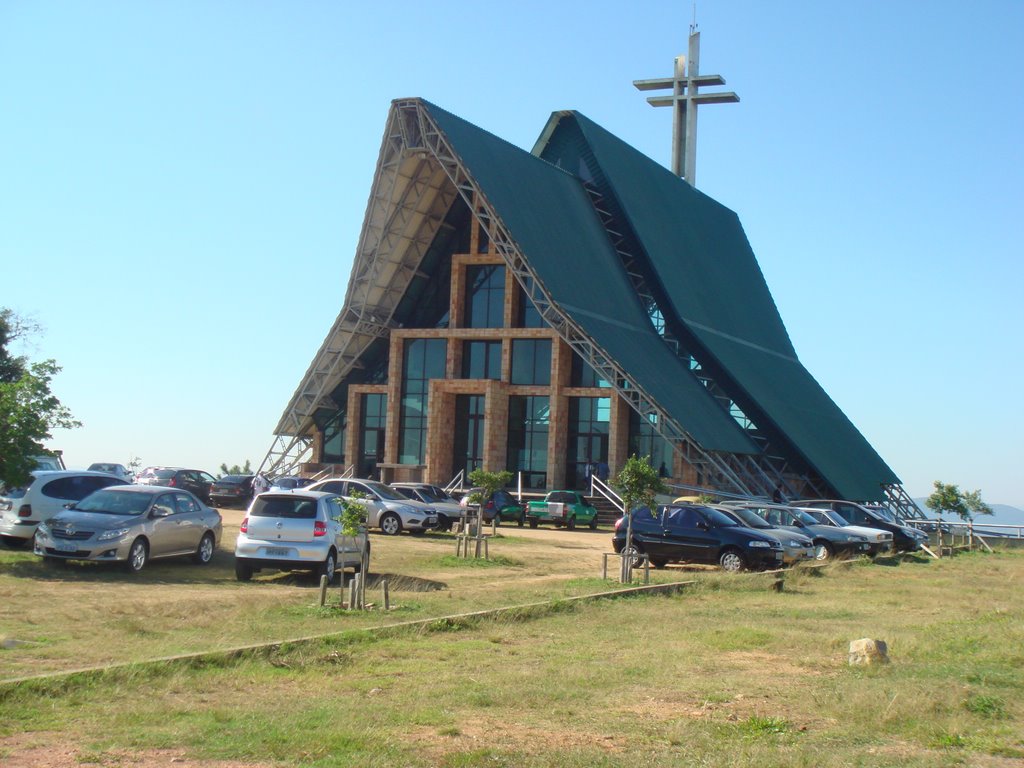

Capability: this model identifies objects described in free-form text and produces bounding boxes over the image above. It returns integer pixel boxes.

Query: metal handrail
[444,469,465,495]
[905,518,1024,539]
[590,475,624,513]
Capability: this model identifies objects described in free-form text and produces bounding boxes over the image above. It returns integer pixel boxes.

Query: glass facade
[506,395,549,488]
[462,340,502,380]
[464,264,505,328]
[453,394,485,478]
[566,397,610,489]
[571,353,611,388]
[322,410,346,464]
[399,338,447,464]
[628,410,673,479]
[510,339,551,386]
[516,280,544,328]
[359,393,387,479]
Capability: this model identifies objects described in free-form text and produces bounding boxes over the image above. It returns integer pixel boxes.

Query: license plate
[55,542,78,553]
[264,547,289,556]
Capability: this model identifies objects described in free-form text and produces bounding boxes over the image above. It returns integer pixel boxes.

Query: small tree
[465,468,513,556]
[0,308,82,487]
[926,481,993,522]
[219,460,253,477]
[612,455,666,580]
[335,491,368,608]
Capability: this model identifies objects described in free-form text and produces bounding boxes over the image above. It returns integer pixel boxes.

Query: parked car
[87,463,134,482]
[612,504,784,572]
[210,474,256,508]
[234,490,369,582]
[713,505,815,564]
[460,488,525,526]
[390,483,464,531]
[33,453,66,471]
[799,507,894,556]
[134,467,217,504]
[33,485,222,573]
[796,500,928,552]
[726,503,871,561]
[269,476,313,492]
[307,478,438,535]
[526,490,598,530]
[0,471,129,546]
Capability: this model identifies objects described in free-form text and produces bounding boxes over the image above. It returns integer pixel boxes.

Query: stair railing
[590,475,624,514]
[444,469,466,495]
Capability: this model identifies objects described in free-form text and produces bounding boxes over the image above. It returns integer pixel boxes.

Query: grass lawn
[1,535,1022,766]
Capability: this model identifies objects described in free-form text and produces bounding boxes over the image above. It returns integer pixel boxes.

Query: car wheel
[588,516,599,530]
[125,538,148,574]
[235,560,253,581]
[319,549,337,583]
[814,541,834,561]
[621,543,644,568]
[528,518,538,529]
[380,512,402,536]
[567,516,576,530]
[193,532,216,565]
[719,548,746,573]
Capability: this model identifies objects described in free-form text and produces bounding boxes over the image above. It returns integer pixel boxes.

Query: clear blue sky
[2,1,1021,506]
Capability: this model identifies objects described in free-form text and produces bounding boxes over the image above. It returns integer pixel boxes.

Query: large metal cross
[633,30,739,187]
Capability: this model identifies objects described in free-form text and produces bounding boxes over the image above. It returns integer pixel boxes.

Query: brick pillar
[484,380,509,473]
[426,385,455,485]
[385,335,404,466]
[549,392,568,488]
[345,389,363,473]
[609,395,631,478]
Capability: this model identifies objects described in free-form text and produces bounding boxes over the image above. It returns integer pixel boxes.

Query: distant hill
[914,499,1024,527]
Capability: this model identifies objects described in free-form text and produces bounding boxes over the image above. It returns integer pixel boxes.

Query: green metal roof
[549,112,900,500]
[423,101,757,455]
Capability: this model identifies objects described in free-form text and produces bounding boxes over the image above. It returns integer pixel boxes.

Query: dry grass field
[1,512,1022,767]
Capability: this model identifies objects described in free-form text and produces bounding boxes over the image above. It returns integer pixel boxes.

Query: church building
[261,94,910,511]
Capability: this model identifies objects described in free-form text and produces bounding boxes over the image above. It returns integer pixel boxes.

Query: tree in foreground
[465,468,513,556]
[926,481,993,522]
[0,309,81,488]
[612,455,667,580]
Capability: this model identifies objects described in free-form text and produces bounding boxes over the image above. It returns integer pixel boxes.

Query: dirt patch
[405,719,624,760]
[0,733,268,768]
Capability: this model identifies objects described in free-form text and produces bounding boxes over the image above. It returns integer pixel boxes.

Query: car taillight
[240,517,249,534]
[485,500,495,510]
[18,504,31,518]
[614,516,624,530]
[313,521,327,537]
[168,477,177,487]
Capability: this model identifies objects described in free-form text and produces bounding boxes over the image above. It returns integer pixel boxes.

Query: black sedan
[612,504,784,572]
[210,474,256,508]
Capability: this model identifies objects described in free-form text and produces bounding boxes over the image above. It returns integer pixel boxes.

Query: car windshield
[416,487,454,503]
[250,496,318,519]
[867,505,898,522]
[219,475,248,483]
[792,508,819,525]
[88,464,118,473]
[154,469,176,480]
[824,510,850,526]
[703,507,739,527]
[548,492,578,504]
[728,507,772,528]
[273,478,300,489]
[76,490,152,516]
[357,481,406,501]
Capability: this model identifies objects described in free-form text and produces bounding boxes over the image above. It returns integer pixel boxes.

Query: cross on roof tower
[633,25,739,187]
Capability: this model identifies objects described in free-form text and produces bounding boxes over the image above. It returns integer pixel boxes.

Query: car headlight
[97,527,130,542]
[787,540,804,548]
[748,540,771,548]
[396,505,422,518]
[35,522,49,535]
[850,535,868,543]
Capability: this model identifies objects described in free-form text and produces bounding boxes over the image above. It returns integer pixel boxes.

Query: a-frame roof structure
[267,98,900,502]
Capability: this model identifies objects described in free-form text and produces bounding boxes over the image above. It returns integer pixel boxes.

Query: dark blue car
[612,504,784,572]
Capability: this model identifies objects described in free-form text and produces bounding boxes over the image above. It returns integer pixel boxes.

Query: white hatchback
[0,471,129,545]
[233,490,369,583]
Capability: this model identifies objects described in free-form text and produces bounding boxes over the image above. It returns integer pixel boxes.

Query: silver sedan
[33,485,222,573]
